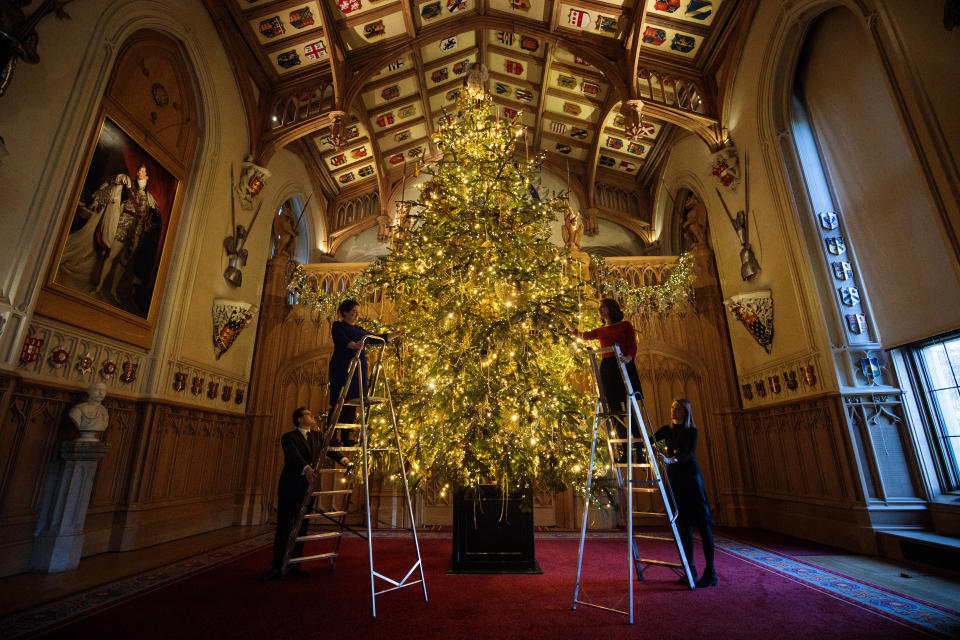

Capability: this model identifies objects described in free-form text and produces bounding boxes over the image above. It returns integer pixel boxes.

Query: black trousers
[599,357,643,444]
[272,491,308,571]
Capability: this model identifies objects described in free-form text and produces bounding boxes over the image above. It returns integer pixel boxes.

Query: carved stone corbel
[328,110,347,150]
[619,99,646,141]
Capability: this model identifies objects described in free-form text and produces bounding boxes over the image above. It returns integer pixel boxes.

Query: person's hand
[618,355,632,364]
[658,452,676,465]
[304,466,316,485]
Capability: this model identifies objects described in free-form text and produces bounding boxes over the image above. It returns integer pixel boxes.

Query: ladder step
[327,446,361,452]
[638,558,683,568]
[317,467,347,473]
[632,510,668,517]
[289,552,338,564]
[629,479,661,484]
[313,489,353,496]
[633,533,675,542]
[615,463,651,468]
[632,487,660,493]
[344,396,386,405]
[296,531,342,542]
[334,423,361,429]
[304,510,347,519]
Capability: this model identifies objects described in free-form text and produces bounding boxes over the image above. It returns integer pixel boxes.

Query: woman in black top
[653,398,717,588]
[327,299,404,463]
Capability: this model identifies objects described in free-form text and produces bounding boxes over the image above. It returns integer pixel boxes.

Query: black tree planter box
[448,485,542,574]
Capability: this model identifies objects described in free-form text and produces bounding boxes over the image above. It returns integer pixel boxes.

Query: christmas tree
[289,85,696,494]
[367,89,598,493]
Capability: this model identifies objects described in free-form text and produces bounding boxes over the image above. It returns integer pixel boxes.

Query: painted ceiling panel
[361,75,420,110]
[313,121,363,153]
[428,85,464,114]
[416,0,476,27]
[249,2,324,45]
[385,144,428,168]
[372,102,421,131]
[488,51,543,85]
[421,31,477,64]
[487,30,546,58]
[333,162,377,186]
[558,5,623,39]
[380,122,429,151]
[371,55,414,80]
[425,54,477,88]
[491,79,538,107]
[545,139,589,162]
[639,24,701,57]
[487,0,550,23]
[333,0,393,19]
[550,69,607,102]
[543,94,601,123]
[270,38,330,74]
[341,10,406,51]
[552,48,595,69]
[543,116,594,145]
[645,0,719,26]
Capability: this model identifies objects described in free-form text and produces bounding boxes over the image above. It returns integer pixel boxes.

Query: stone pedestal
[30,440,109,572]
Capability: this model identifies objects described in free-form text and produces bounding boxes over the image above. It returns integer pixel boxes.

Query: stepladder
[572,344,696,624]
[281,335,428,617]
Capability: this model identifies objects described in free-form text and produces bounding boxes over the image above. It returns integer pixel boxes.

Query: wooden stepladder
[281,335,427,617]
[572,345,695,624]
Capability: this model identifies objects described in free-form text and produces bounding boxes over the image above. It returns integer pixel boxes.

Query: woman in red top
[563,298,643,461]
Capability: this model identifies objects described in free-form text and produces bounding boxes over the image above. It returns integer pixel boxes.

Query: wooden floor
[2,524,959,619]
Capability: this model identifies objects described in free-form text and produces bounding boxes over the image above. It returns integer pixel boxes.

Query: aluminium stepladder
[281,335,427,617]
[572,344,695,624]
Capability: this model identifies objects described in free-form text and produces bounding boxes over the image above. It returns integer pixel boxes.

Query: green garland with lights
[288,90,694,494]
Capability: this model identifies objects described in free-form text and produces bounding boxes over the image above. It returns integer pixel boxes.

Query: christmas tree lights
[289,89,695,493]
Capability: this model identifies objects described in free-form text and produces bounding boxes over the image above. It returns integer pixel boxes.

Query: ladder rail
[573,344,697,625]
[280,335,427,619]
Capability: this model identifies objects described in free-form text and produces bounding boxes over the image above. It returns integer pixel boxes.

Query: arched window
[787,7,960,495]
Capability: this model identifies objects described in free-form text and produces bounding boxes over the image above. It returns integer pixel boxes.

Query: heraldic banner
[724,290,774,354]
[213,298,258,360]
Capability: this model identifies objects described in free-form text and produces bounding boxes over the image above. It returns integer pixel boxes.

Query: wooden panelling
[0,374,250,577]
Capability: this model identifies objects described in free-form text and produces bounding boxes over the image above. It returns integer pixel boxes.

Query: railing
[636,69,705,115]
[298,255,681,306]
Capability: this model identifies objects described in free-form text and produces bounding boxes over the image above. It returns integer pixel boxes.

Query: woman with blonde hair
[653,398,717,588]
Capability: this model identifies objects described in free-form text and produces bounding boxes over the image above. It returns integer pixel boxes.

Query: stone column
[30,440,109,572]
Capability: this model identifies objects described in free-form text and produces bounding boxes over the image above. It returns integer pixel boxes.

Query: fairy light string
[288,90,694,493]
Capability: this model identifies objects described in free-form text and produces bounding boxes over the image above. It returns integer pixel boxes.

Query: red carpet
[34,536,937,639]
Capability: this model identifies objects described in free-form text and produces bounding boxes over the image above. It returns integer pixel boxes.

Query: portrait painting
[52,117,179,319]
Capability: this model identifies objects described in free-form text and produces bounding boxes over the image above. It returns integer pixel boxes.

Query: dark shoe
[260,569,282,582]
[678,570,697,585]
[695,570,718,588]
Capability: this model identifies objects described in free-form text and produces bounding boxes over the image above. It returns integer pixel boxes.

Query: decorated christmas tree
[289,85,695,494]
[370,90,597,493]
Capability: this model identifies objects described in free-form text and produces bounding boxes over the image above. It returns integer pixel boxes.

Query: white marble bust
[69,382,109,442]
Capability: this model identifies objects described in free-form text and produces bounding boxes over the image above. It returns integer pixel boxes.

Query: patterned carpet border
[714,534,960,637]
[3,530,959,638]
[0,533,274,640]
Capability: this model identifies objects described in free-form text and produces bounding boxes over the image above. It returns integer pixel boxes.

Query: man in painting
[90,163,160,301]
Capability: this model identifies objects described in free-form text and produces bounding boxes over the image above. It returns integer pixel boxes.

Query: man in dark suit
[262,406,321,580]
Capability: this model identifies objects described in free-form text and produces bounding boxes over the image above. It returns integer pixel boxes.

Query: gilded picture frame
[36,112,185,348]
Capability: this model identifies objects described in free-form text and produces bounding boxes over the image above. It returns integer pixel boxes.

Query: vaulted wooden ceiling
[204,0,755,241]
